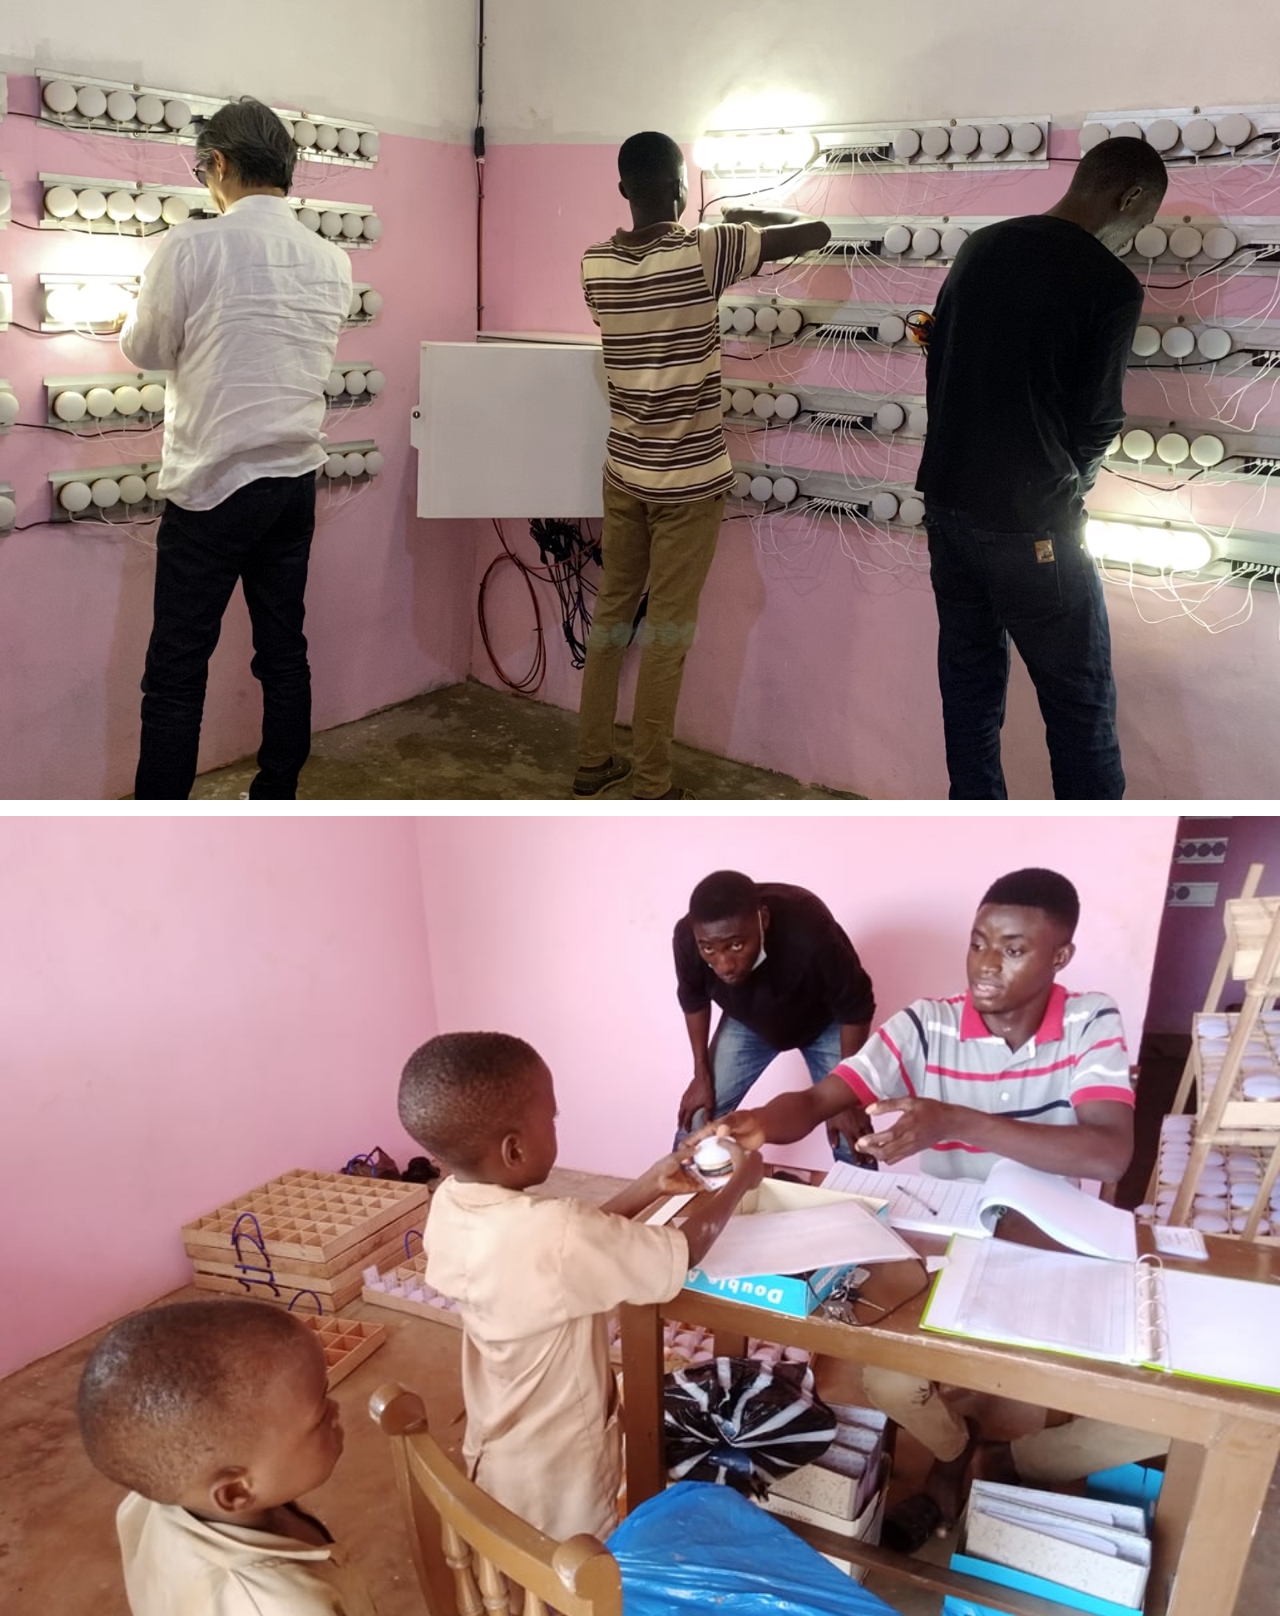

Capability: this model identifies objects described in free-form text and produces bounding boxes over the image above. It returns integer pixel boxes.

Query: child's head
[78,1299,342,1521]
[398,1032,557,1188]
[969,868,1079,1015]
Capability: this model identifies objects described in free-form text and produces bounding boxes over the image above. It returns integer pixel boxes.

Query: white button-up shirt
[120,195,353,510]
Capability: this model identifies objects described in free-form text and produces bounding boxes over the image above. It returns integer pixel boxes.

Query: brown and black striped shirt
[581,222,762,503]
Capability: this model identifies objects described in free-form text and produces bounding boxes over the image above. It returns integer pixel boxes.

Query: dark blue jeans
[135,474,316,800]
[925,505,1125,800]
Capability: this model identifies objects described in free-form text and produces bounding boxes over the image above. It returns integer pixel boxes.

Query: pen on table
[893,1186,940,1217]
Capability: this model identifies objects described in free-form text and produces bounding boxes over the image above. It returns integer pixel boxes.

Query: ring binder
[1134,1256,1170,1369]
[922,1236,1280,1393]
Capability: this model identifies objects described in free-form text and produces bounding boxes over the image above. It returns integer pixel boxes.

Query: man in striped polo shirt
[704,868,1164,1539]
[573,132,830,799]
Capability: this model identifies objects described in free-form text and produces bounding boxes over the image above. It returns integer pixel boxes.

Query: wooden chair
[368,1382,623,1616]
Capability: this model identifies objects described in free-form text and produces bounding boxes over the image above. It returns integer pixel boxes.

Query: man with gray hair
[121,97,352,799]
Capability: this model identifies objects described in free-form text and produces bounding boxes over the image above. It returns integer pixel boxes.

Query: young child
[398,1030,762,1542]
[78,1298,374,1616]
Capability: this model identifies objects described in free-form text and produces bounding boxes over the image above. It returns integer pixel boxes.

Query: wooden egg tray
[297,1314,388,1388]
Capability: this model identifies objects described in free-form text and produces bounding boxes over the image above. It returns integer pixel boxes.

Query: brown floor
[188,679,863,801]
[3,1167,1277,1616]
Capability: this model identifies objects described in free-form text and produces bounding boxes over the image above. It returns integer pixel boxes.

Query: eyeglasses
[191,158,211,187]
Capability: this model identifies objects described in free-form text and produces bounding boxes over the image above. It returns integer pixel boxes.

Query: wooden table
[619,1230,1280,1616]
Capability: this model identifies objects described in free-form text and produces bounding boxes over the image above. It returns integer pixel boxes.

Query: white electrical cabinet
[412,340,610,519]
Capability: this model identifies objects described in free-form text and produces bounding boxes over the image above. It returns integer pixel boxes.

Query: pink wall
[474,139,1280,800]
[1144,814,1280,1035]
[414,814,1176,1178]
[0,818,438,1379]
[0,75,481,800]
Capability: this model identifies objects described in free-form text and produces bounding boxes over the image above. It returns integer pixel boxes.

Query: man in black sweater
[916,137,1168,801]
[672,869,875,1162]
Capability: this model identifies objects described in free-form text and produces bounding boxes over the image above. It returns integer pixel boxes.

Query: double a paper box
[683,1179,890,1319]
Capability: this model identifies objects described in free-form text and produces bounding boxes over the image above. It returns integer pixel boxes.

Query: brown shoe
[572,757,632,797]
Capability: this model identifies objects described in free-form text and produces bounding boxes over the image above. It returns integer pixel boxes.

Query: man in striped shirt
[705,869,1163,1538]
[573,132,830,799]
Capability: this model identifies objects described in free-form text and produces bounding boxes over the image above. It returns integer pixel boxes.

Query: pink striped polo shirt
[834,984,1132,1181]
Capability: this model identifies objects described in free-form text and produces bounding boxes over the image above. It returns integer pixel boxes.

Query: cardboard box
[768,1408,888,1519]
[963,1484,1150,1609]
[683,1179,890,1319]
[764,1463,886,1583]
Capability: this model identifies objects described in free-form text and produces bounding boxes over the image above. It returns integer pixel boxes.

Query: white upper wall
[486,0,1280,142]
[0,0,476,140]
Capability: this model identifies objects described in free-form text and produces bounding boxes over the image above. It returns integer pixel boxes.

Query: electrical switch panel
[40,176,382,246]
[345,284,383,326]
[40,274,141,332]
[37,74,379,165]
[722,382,926,438]
[720,297,933,349]
[317,439,385,480]
[323,364,388,408]
[48,459,165,521]
[44,372,169,429]
[1081,104,1280,165]
[730,460,927,529]
[1126,316,1280,371]
[820,217,1003,262]
[1105,420,1280,481]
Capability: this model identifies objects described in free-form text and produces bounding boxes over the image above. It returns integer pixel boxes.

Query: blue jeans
[926,505,1125,800]
[679,1018,857,1164]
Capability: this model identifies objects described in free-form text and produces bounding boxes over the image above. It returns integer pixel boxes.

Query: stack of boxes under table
[763,1403,889,1581]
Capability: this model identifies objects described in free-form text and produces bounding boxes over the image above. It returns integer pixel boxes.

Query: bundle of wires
[477,517,602,693]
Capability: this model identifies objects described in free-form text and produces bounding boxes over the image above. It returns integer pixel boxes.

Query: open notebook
[922,1234,1280,1394]
[824,1159,1136,1261]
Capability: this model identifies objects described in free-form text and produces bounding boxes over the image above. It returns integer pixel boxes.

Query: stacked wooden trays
[182,1168,431,1313]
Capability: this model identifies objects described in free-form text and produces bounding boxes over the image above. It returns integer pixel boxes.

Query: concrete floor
[190,679,862,801]
[4,1167,1277,1616]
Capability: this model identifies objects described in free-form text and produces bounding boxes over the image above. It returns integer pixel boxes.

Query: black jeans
[926,504,1125,800]
[135,474,316,800]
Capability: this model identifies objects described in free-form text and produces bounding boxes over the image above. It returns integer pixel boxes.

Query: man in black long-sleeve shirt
[672,869,875,1162]
[916,137,1168,801]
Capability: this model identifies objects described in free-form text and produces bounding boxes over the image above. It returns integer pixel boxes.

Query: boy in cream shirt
[399,1031,761,1540]
[78,1298,373,1616]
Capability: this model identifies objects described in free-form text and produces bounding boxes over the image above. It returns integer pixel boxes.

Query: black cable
[720,336,802,361]
[1103,457,1246,493]
[528,518,602,667]
[7,320,122,338]
[697,157,821,223]
[12,420,162,438]
[1140,245,1265,290]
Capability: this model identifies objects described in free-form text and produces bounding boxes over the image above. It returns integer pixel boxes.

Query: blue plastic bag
[608,1481,900,1616]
